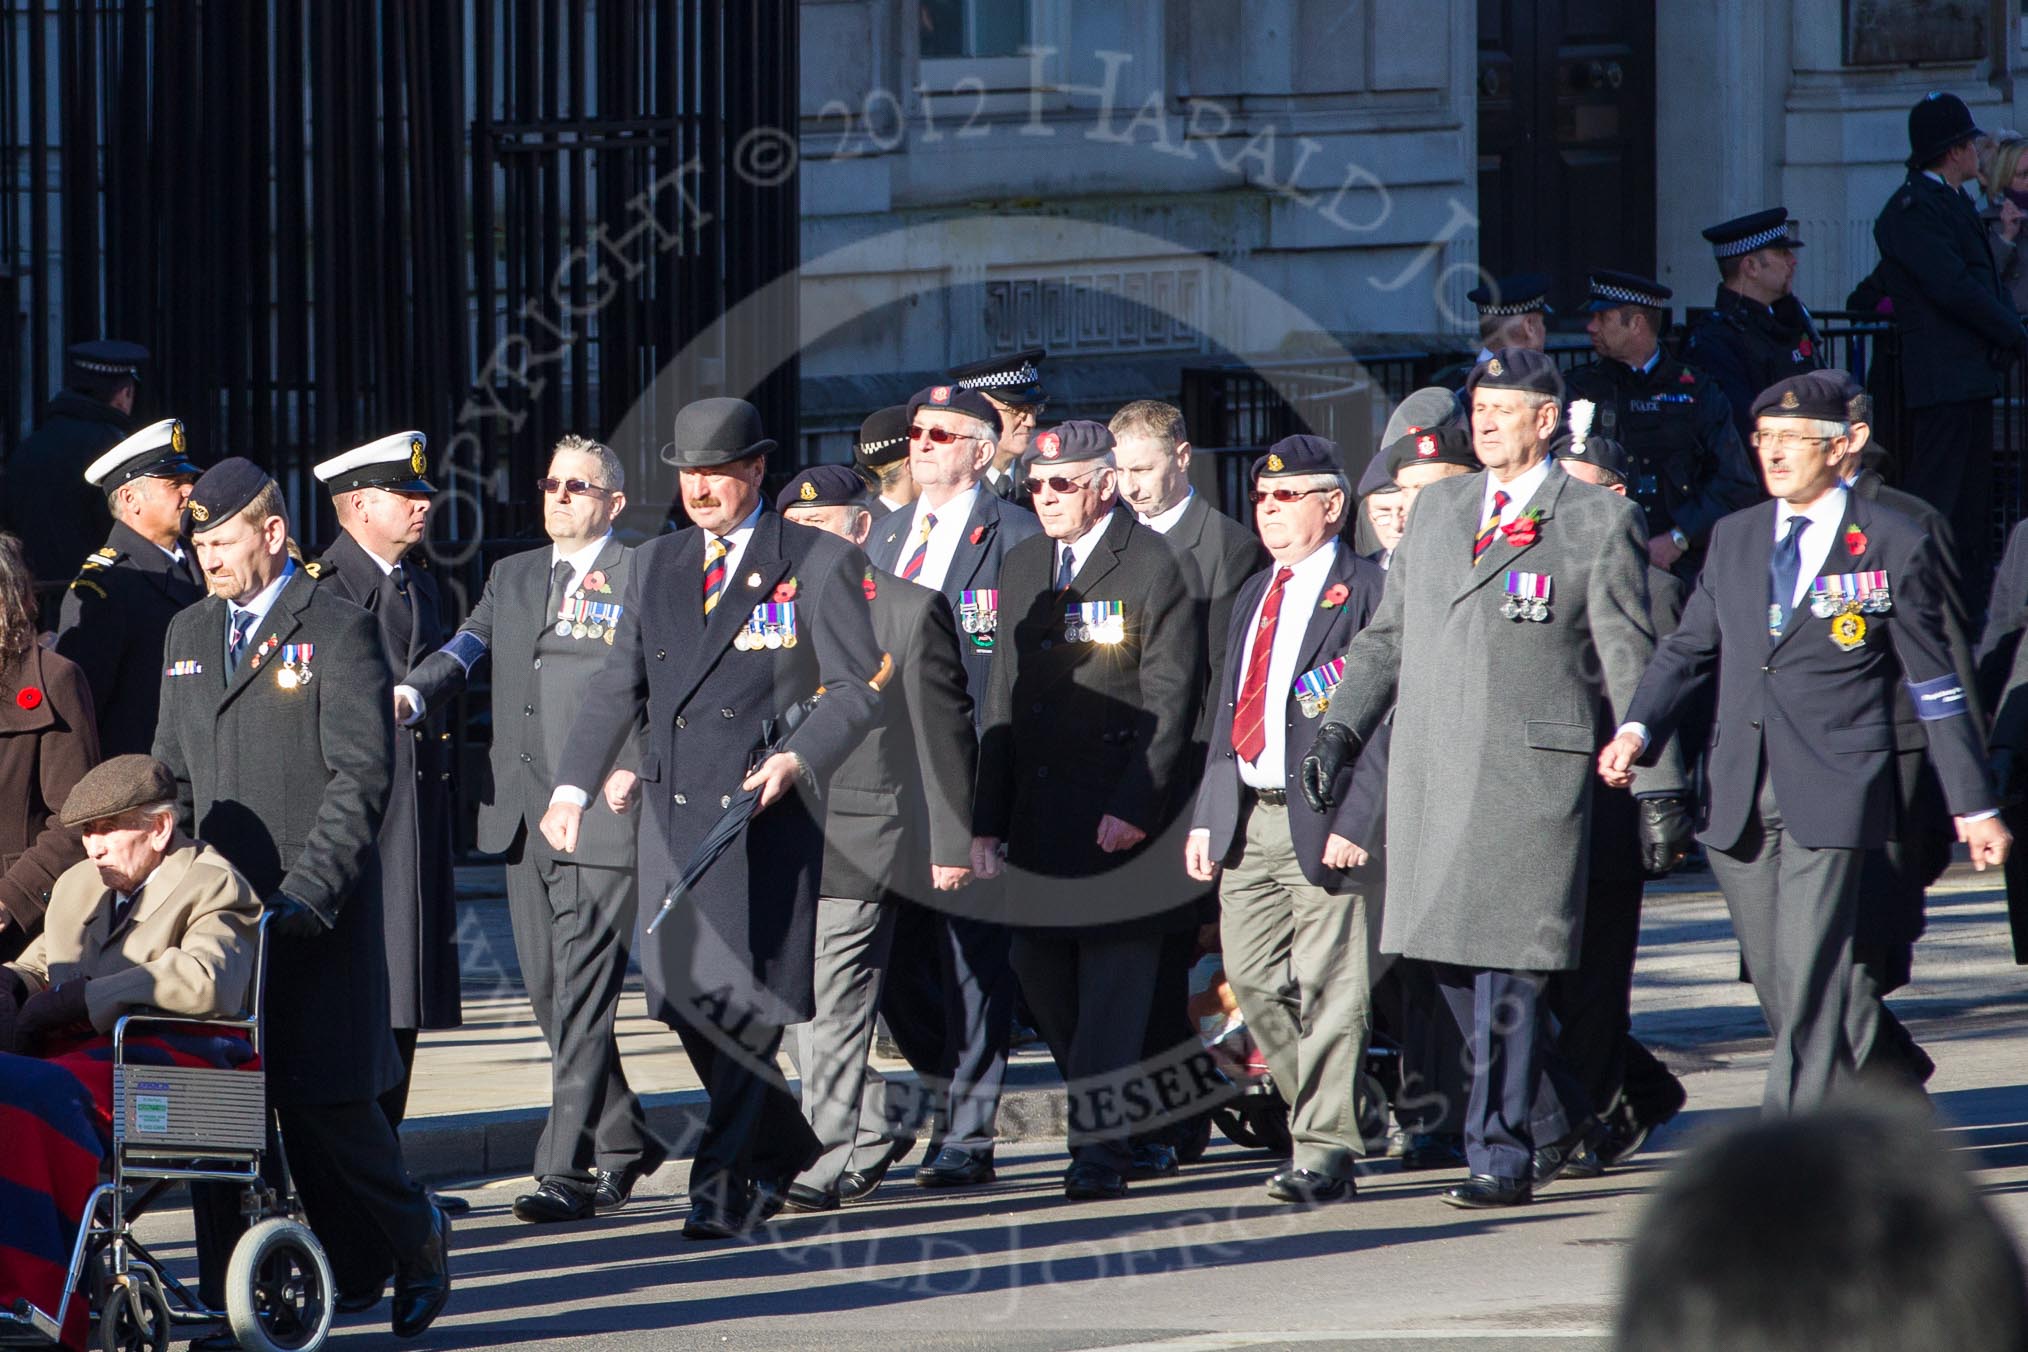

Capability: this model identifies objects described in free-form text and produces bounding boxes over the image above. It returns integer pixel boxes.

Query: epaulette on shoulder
[80,547,118,570]
[303,559,329,579]
[68,575,108,600]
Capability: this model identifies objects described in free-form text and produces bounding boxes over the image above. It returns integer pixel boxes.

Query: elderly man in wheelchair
[0,755,333,1352]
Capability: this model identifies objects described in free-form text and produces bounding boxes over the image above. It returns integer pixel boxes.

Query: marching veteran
[0,755,260,1343]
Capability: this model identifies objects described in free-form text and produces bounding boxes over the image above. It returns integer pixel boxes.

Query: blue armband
[1907,674,1968,721]
[444,631,489,674]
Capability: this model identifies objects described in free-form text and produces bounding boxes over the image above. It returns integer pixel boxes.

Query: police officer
[1434,273,1555,393]
[55,418,204,757]
[6,340,148,604]
[1566,270,1760,582]
[1684,209,1827,446]
[312,433,461,1138]
[949,347,1048,503]
[853,404,915,523]
[158,459,448,1340]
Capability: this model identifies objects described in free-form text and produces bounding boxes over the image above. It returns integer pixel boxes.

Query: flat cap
[907,383,1003,437]
[1383,386,1463,443]
[1030,420,1114,468]
[1582,269,1673,312]
[1383,424,1478,476]
[185,456,275,532]
[1355,454,1400,499]
[1466,271,1554,318]
[315,430,435,494]
[662,397,776,469]
[1553,432,1633,483]
[854,405,912,470]
[60,754,178,829]
[1703,208,1805,259]
[67,339,149,382]
[1467,347,1565,399]
[1751,370,1853,424]
[777,464,868,513]
[85,418,200,492]
[949,347,1047,404]
[1252,433,1340,482]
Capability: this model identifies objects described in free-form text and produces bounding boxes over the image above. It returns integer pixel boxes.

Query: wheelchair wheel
[98,1272,171,1352]
[226,1217,334,1352]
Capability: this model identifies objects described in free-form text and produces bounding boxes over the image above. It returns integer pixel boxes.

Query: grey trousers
[1708,771,1874,1115]
[1218,798,1373,1180]
[505,848,654,1186]
[785,896,911,1191]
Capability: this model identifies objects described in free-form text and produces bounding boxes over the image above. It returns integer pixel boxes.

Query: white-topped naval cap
[84,418,198,489]
[313,431,435,493]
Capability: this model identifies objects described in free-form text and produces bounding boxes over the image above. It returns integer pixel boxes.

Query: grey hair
[1278,472,1348,495]
[551,433,625,493]
[1759,418,1849,440]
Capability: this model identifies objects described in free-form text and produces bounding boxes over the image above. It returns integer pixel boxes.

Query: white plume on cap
[1567,399,1596,455]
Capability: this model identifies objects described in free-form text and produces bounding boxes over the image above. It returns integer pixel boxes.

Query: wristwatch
[1668,527,1690,551]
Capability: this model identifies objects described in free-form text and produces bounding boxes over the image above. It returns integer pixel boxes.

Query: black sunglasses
[537,477,613,497]
[1249,487,1329,505]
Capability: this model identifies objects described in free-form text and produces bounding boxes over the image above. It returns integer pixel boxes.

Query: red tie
[1231,567,1293,764]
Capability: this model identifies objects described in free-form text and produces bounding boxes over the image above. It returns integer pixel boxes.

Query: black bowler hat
[1908,91,1983,168]
[1467,347,1565,399]
[1703,208,1805,259]
[853,405,911,470]
[1382,424,1478,477]
[949,347,1047,405]
[1582,270,1673,312]
[662,397,776,468]
[1466,272,1554,318]
[776,464,867,513]
[1554,432,1634,484]
[1251,434,1340,483]
[1030,420,1114,469]
[313,431,436,495]
[67,339,149,385]
[907,383,1003,437]
[185,456,275,533]
[1750,370,1853,423]
[85,418,201,492]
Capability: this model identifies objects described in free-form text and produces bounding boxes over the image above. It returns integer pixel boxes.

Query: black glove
[267,894,330,939]
[17,979,91,1051]
[0,981,18,1056]
[1638,795,1695,878]
[1991,748,2017,802]
[1299,723,1359,814]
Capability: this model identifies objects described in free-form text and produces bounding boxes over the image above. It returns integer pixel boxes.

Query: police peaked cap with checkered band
[776,464,868,513]
[67,339,149,384]
[1702,208,1806,260]
[1465,346,1565,399]
[314,431,436,494]
[1750,370,1853,424]
[1581,269,1673,312]
[948,347,1047,404]
[1030,420,1114,468]
[1250,434,1340,483]
[907,383,1003,436]
[184,457,274,534]
[1466,272,1555,318]
[1382,423,1478,476]
[85,418,201,491]
[853,405,912,470]
[661,397,777,468]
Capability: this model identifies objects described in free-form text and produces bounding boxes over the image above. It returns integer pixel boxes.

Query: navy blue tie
[1770,516,1808,638]
[227,608,258,676]
[1055,545,1075,593]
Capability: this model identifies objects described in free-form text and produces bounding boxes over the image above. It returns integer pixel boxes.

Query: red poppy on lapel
[1320,583,1350,610]
[970,525,986,545]
[772,578,798,603]
[1502,510,1543,548]
[14,688,41,710]
[582,570,610,594]
[862,571,878,601]
[1845,524,1867,556]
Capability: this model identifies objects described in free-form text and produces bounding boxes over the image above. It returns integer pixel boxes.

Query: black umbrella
[644,781,762,936]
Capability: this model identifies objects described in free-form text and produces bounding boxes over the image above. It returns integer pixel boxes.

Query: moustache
[688,497,721,509]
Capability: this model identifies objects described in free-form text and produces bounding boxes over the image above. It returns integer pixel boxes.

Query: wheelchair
[0,914,335,1352]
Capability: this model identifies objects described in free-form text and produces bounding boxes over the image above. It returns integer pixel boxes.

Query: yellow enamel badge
[800,480,818,501]
[410,440,427,475]
[170,421,186,453]
[1830,612,1866,650]
[1266,454,1284,472]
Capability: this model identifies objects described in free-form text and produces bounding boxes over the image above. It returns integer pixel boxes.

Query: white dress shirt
[1231,540,1339,789]
[1139,489,1195,536]
[900,487,979,591]
[1479,455,1555,527]
[1054,509,1115,585]
[551,531,614,596]
[1774,486,1848,609]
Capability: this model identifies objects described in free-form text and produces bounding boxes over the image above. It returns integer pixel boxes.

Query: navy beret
[185,456,274,532]
[1251,434,1340,483]
[1751,371,1853,424]
[777,464,868,513]
[854,405,912,469]
[908,383,1003,437]
[1466,347,1565,399]
[1030,419,1114,468]
[1355,454,1399,499]
[1383,424,1478,476]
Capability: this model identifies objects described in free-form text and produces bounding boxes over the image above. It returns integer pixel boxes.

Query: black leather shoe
[335,1276,387,1313]
[752,1179,791,1223]
[593,1137,670,1210]
[1559,1140,1605,1180]
[1398,1132,1467,1172]
[1063,1162,1129,1200]
[1532,1120,1607,1187]
[1127,1142,1180,1181]
[1441,1175,1533,1209]
[782,1182,840,1213]
[839,1137,914,1204]
[1265,1166,1357,1204]
[915,1146,996,1188]
[391,1205,452,1338]
[512,1178,594,1223]
[1600,1081,1688,1167]
[430,1190,472,1216]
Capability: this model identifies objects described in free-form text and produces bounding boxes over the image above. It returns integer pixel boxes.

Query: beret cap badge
[1416,434,1437,458]
[1488,358,1505,377]
[1037,430,1062,459]
[1781,390,1799,410]
[799,479,818,501]
[930,385,952,404]
[1266,453,1285,471]
[189,502,210,523]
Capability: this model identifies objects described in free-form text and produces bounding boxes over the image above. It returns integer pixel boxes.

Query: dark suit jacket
[315,532,460,1030]
[3,392,127,595]
[1874,171,2027,407]
[55,520,205,758]
[974,507,1204,934]
[0,645,97,950]
[866,487,1043,720]
[405,535,643,870]
[152,566,398,1105]
[1161,494,1270,731]
[1979,516,2028,704]
[821,574,976,903]
[1626,493,1992,852]
[556,509,883,1024]
[1192,541,1388,893]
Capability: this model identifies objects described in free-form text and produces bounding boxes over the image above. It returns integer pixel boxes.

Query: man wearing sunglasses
[972,419,1204,1201]
[402,435,665,1226]
[865,382,1041,1191]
